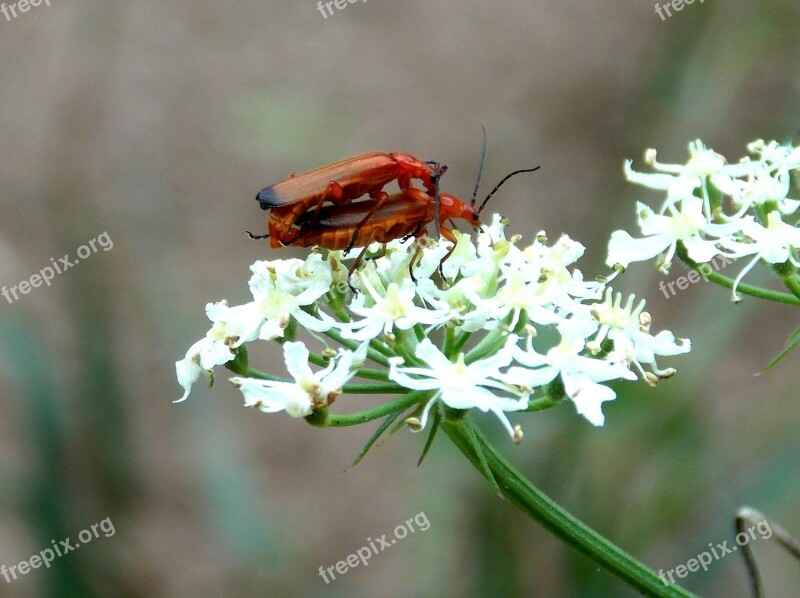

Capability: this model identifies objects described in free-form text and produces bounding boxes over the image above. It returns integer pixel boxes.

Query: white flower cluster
[175,215,689,440]
[608,139,800,301]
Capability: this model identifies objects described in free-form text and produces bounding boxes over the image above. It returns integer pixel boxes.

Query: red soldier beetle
[283,166,540,283]
[254,152,447,248]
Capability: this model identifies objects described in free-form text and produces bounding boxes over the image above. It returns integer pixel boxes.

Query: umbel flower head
[175,215,689,446]
[608,139,800,302]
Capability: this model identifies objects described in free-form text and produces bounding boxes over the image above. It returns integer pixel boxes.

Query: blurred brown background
[1,1,799,596]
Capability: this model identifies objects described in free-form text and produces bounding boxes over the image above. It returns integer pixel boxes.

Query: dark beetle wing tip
[255,187,280,210]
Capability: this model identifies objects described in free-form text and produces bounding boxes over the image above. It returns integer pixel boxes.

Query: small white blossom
[587,289,690,379]
[719,211,800,300]
[504,316,635,426]
[389,337,529,439]
[248,257,335,337]
[606,198,741,272]
[174,300,261,402]
[341,278,451,341]
[175,337,228,403]
[230,341,357,417]
[623,141,754,208]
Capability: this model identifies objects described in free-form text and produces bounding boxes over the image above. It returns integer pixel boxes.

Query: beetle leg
[345,195,390,254]
[281,229,309,246]
[307,181,346,226]
[439,225,457,246]
[245,230,270,240]
[368,189,389,201]
[408,242,424,284]
[437,225,459,280]
[347,229,379,293]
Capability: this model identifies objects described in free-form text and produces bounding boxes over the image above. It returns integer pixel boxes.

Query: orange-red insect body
[256,152,445,248]
[287,188,477,249]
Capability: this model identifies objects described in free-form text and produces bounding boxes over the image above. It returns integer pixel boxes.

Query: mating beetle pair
[249,132,539,276]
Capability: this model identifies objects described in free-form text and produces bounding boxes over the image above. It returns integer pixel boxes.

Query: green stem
[306,350,329,368]
[316,391,429,427]
[353,367,390,381]
[782,274,800,300]
[676,243,800,306]
[451,330,472,357]
[394,328,423,366]
[465,328,506,364]
[342,382,407,394]
[224,347,287,382]
[236,369,286,382]
[327,292,351,323]
[442,326,456,357]
[322,327,392,367]
[524,394,562,412]
[697,265,800,305]
[443,418,698,597]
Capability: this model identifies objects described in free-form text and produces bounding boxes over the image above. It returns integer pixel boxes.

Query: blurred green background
[1,1,799,596]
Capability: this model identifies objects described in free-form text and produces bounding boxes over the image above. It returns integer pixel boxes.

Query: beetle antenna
[471,123,488,208]
[478,166,540,213]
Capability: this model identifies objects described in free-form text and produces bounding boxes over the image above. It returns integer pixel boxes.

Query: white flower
[174,300,261,402]
[615,139,800,291]
[352,237,423,288]
[623,141,755,208]
[230,341,357,417]
[248,257,335,337]
[341,278,451,341]
[748,139,800,171]
[503,315,636,426]
[250,255,332,302]
[587,289,690,380]
[486,233,602,327]
[419,274,492,331]
[718,211,800,301]
[205,300,264,347]
[176,209,691,433]
[607,198,742,272]
[175,337,230,403]
[480,271,564,329]
[388,337,529,439]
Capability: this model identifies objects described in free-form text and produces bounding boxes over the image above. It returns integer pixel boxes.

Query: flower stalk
[442,416,698,597]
